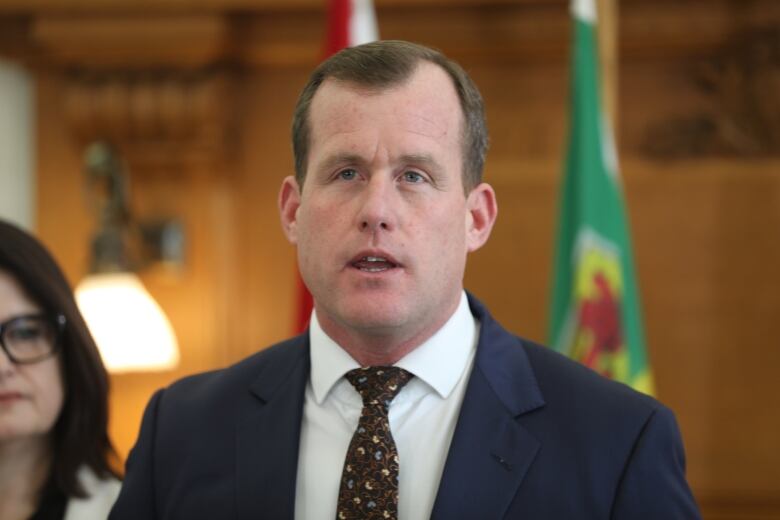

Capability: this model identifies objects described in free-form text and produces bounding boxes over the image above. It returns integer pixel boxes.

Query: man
[111,40,700,519]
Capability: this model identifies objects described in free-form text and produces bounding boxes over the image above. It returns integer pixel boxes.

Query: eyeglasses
[0,313,66,365]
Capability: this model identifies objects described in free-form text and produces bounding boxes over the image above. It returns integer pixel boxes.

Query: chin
[0,427,24,441]
[337,299,408,331]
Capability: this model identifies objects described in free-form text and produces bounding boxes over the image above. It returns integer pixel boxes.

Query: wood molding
[26,15,237,172]
[2,1,779,69]
[32,15,231,69]
[0,0,562,15]
[62,69,235,171]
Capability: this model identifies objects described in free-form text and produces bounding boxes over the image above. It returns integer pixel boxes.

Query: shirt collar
[309,291,477,404]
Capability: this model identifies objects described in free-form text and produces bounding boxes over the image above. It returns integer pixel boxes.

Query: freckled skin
[279,62,497,365]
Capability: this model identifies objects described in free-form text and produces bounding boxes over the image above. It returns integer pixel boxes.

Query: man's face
[280,62,496,347]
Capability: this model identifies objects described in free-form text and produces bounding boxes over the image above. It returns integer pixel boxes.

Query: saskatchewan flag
[549,0,653,394]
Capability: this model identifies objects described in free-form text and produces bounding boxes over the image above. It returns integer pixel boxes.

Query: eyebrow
[399,153,442,172]
[318,153,366,174]
[317,152,445,177]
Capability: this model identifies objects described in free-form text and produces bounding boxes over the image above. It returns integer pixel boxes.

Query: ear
[279,176,302,244]
[465,182,498,253]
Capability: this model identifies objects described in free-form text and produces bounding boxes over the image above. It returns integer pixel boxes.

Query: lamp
[75,142,181,373]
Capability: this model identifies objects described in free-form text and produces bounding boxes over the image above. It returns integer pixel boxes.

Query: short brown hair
[291,40,488,193]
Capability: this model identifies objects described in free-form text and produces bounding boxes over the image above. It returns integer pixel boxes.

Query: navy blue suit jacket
[110,296,700,519]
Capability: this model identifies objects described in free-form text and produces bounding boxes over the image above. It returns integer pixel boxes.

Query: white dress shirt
[294,291,479,520]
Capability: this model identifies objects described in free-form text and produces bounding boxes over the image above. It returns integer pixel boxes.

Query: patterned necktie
[336,366,413,520]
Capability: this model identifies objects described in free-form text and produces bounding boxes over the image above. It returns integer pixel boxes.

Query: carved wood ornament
[643,27,780,159]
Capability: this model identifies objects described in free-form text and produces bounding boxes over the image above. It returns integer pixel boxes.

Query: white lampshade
[75,272,179,373]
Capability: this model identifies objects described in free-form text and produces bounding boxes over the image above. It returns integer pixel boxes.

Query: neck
[0,436,53,520]
[316,295,461,366]
[322,327,432,366]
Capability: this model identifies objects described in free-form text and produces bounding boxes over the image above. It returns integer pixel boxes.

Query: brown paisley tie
[336,366,413,520]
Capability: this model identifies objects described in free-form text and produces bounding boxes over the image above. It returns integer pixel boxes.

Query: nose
[357,175,396,233]
[0,345,15,379]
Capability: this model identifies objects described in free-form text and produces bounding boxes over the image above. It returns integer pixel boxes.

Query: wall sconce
[75,142,181,373]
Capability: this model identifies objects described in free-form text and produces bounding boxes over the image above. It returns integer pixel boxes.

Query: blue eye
[338,169,358,181]
[402,171,424,183]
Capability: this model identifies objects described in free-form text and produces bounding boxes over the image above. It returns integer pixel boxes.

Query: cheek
[31,362,65,427]
[428,205,468,247]
[296,204,345,276]
[300,196,338,229]
[301,199,354,244]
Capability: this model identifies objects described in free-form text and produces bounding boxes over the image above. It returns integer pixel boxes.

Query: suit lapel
[236,336,310,520]
[430,296,545,520]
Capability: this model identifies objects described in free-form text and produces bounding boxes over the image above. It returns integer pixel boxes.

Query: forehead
[0,269,39,320]
[307,62,463,156]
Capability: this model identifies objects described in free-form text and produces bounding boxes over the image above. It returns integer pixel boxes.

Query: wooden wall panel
[229,66,311,357]
[626,161,780,512]
[34,66,243,457]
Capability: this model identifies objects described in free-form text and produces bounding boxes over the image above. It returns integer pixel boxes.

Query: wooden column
[597,0,618,134]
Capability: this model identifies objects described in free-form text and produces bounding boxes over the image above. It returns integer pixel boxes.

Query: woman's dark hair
[0,219,120,497]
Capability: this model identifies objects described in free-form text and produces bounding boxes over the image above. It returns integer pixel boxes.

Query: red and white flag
[324,0,379,56]
[294,0,379,333]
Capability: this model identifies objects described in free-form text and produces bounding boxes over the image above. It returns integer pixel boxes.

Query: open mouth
[351,255,399,273]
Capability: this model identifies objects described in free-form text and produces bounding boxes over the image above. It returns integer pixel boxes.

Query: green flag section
[549,0,653,395]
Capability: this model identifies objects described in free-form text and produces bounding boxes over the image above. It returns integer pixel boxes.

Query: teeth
[355,256,392,272]
[353,255,395,272]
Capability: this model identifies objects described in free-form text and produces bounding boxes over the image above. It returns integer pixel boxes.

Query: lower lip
[0,394,23,403]
[351,265,400,274]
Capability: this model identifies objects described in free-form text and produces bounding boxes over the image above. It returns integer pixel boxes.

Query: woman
[0,219,121,519]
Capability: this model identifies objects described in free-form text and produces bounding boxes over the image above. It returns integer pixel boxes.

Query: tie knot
[345,366,413,408]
